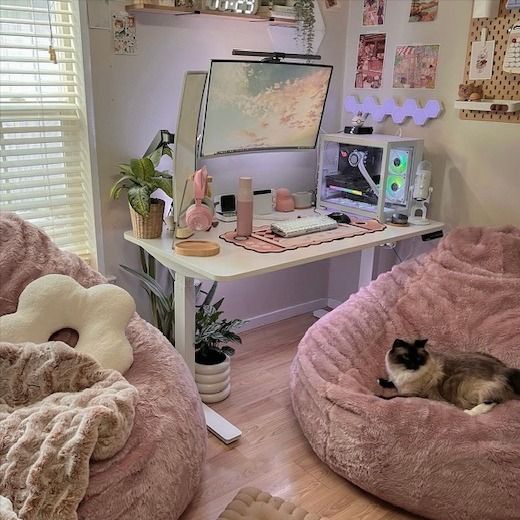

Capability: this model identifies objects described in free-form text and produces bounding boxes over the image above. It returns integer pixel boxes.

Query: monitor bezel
[200,59,334,158]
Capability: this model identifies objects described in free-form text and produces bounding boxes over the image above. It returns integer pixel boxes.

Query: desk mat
[219,219,386,253]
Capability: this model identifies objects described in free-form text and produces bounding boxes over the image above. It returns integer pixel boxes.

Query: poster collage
[355,0,441,90]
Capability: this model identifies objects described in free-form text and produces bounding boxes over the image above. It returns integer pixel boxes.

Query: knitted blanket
[0,341,138,520]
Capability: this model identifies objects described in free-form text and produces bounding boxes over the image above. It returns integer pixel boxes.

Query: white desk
[124,212,443,442]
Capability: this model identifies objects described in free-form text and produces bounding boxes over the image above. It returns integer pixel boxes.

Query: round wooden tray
[174,240,220,257]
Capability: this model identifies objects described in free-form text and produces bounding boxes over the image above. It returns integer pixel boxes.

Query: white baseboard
[240,297,329,332]
[327,298,342,309]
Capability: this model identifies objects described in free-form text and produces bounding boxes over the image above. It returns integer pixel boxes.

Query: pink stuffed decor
[0,213,206,520]
[291,226,520,520]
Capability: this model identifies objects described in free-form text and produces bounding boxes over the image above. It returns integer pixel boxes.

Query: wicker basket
[129,198,165,239]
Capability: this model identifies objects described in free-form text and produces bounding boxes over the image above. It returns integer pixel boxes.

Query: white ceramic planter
[195,355,231,404]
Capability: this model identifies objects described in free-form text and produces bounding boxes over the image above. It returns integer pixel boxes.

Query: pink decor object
[236,176,253,238]
[0,213,206,520]
[275,188,295,212]
[185,165,213,231]
[291,226,520,520]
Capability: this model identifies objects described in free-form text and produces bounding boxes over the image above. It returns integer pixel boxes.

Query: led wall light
[344,95,443,126]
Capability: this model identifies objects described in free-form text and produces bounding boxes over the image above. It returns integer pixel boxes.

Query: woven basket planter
[129,198,164,239]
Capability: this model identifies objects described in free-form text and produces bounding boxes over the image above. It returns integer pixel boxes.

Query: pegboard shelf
[454,99,520,113]
[460,0,520,123]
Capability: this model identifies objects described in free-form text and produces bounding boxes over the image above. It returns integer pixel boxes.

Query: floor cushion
[290,226,520,520]
[0,213,206,520]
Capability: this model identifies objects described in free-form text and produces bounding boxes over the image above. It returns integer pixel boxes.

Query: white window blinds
[0,0,96,264]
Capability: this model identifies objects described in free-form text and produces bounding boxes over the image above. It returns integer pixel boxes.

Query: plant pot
[129,198,164,239]
[195,352,231,404]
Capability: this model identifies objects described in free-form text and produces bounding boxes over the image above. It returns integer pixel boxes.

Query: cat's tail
[507,369,520,394]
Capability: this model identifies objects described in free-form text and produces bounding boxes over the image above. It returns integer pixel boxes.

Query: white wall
[87,1,349,321]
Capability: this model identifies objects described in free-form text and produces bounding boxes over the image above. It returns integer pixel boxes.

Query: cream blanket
[0,341,138,520]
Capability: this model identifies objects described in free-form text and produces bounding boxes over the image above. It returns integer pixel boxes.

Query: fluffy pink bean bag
[291,226,520,520]
[0,213,206,520]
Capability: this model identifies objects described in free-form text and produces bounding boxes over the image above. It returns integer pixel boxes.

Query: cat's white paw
[464,402,496,416]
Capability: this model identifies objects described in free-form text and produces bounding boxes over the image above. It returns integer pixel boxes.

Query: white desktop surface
[124,210,443,443]
[124,210,444,282]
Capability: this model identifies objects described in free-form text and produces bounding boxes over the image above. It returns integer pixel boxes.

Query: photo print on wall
[469,40,495,80]
[362,0,386,26]
[393,44,439,89]
[355,33,387,89]
[112,12,136,55]
[409,0,439,22]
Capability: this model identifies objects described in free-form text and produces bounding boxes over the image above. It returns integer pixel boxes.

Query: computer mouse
[328,212,351,224]
[391,213,408,225]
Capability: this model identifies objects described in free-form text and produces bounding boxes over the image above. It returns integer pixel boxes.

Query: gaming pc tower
[317,133,424,222]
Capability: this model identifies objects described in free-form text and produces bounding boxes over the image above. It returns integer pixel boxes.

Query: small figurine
[458,82,483,101]
[350,111,368,134]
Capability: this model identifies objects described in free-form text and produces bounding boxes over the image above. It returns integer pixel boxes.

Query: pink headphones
[185,166,214,232]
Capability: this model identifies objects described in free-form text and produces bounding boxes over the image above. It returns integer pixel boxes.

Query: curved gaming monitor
[200,60,333,157]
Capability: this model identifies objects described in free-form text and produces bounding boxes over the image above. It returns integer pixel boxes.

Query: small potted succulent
[194,299,245,404]
[110,146,173,239]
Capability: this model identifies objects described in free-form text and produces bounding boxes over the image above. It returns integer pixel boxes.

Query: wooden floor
[180,314,420,520]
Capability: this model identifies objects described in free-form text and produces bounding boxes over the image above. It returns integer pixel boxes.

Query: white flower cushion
[0,274,135,373]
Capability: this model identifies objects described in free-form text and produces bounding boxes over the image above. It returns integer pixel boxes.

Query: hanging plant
[294,0,316,55]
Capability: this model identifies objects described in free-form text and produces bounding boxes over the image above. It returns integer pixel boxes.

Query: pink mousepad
[220,219,386,253]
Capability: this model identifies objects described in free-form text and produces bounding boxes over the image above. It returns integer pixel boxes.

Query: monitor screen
[201,60,333,157]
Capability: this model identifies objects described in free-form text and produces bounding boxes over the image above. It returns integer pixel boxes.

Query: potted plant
[194,300,245,403]
[119,259,245,403]
[110,146,173,239]
[294,0,316,55]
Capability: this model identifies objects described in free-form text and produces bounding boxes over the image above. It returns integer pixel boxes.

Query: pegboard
[460,0,520,123]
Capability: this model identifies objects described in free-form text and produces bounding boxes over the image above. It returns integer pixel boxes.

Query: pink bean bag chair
[0,213,206,520]
[291,226,520,520]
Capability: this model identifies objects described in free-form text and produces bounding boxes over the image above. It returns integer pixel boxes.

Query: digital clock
[204,0,260,15]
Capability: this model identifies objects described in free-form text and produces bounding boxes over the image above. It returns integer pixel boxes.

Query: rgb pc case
[317,133,424,222]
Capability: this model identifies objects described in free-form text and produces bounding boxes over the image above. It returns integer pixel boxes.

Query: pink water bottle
[236,177,253,239]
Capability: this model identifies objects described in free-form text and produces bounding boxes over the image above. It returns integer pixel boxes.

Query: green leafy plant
[110,145,173,217]
[195,301,245,364]
[294,0,316,55]
[120,248,176,343]
[120,251,245,363]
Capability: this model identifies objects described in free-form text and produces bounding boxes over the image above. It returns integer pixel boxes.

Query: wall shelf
[126,3,195,15]
[125,3,297,25]
[454,99,520,113]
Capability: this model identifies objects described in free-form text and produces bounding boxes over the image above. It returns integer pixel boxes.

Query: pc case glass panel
[320,142,383,214]
[385,148,412,206]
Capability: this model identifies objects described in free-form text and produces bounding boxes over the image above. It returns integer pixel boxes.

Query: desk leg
[174,273,241,444]
[174,273,196,374]
[313,247,378,319]
[358,247,376,289]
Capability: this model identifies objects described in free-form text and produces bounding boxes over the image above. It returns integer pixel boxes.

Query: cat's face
[387,339,429,371]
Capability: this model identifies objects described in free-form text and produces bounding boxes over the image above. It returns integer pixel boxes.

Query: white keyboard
[271,215,338,238]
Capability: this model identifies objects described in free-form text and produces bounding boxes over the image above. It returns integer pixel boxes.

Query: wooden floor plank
[180,314,421,520]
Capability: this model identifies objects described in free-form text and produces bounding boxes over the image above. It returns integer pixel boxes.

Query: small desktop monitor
[200,60,333,157]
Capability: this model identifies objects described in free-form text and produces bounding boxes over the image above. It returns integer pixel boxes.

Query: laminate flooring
[180,314,420,520]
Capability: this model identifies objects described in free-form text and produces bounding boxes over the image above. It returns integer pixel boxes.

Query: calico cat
[378,339,520,415]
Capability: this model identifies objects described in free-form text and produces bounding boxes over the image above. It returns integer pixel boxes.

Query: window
[0,0,97,264]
